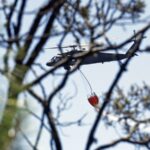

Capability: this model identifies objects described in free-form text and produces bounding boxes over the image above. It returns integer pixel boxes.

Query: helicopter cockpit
[46,56,62,66]
[51,56,61,63]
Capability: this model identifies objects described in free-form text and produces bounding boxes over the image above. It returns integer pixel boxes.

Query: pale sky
[1,0,150,150]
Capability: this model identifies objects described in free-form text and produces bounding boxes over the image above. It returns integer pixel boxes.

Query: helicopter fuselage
[46,33,142,70]
[46,51,128,70]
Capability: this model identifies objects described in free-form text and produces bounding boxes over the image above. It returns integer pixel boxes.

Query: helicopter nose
[46,61,53,66]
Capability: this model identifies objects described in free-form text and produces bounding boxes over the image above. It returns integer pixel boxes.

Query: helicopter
[46,35,142,70]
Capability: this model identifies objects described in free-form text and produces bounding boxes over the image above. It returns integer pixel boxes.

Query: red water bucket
[88,93,99,107]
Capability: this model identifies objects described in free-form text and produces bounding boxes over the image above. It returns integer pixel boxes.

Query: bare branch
[34,112,45,149]
[85,31,147,150]
[27,89,44,105]
[19,127,37,150]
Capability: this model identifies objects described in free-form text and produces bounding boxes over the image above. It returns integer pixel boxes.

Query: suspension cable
[78,68,93,94]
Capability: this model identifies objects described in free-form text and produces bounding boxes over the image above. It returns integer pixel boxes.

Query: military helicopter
[46,36,141,70]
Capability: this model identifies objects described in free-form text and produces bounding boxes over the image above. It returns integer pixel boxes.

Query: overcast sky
[1,0,150,150]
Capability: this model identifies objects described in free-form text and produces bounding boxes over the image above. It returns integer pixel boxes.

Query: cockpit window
[51,57,56,62]
[51,56,61,63]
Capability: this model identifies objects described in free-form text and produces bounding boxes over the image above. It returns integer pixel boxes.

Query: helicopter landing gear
[64,65,71,71]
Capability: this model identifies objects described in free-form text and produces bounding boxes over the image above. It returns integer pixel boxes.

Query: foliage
[0,0,150,150]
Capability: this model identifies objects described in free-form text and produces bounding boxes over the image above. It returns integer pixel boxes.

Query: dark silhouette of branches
[85,32,145,150]
[0,0,150,150]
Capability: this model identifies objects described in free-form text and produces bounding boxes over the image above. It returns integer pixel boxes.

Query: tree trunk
[0,65,26,150]
[0,98,18,150]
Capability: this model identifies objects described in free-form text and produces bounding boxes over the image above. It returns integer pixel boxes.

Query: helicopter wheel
[64,65,71,71]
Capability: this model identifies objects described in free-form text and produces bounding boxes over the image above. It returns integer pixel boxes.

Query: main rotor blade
[44,45,78,49]
[43,43,103,51]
